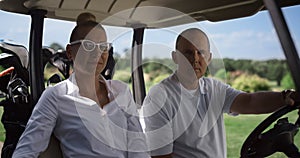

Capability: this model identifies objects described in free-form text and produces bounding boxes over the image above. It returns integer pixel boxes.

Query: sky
[0,5,299,60]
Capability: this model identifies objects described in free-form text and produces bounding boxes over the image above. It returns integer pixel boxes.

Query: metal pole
[263,0,300,91]
[131,25,146,106]
[29,9,47,105]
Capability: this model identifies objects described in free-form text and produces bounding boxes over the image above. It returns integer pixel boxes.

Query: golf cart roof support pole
[131,26,146,106]
[263,0,300,91]
[29,9,47,105]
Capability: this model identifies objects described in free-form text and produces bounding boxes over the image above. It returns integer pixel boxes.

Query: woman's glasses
[69,40,112,53]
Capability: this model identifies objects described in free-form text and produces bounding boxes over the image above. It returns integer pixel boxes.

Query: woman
[13,20,148,158]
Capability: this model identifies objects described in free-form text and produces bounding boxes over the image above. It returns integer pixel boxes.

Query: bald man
[143,28,298,158]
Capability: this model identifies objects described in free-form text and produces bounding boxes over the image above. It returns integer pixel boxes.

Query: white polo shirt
[143,73,242,158]
[13,74,149,158]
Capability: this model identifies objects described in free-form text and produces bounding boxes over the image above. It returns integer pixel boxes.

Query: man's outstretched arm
[231,91,299,114]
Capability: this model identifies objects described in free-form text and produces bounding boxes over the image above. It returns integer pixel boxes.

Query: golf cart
[0,0,299,157]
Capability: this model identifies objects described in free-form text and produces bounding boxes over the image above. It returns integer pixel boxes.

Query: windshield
[0,5,299,157]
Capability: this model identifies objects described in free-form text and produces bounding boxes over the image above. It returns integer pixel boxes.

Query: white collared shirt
[143,73,242,158]
[13,74,149,158]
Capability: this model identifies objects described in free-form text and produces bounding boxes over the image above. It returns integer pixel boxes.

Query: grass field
[225,111,300,158]
[0,107,4,142]
[0,107,298,157]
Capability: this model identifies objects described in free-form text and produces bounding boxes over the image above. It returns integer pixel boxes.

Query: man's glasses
[69,40,112,53]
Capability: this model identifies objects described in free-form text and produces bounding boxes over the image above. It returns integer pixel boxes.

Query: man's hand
[282,90,300,105]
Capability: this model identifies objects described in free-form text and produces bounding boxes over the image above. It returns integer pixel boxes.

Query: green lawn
[0,107,5,142]
[225,111,300,158]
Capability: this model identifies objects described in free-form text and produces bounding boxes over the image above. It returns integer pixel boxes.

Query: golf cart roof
[0,0,299,28]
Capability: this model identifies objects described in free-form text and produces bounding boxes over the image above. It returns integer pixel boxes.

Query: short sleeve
[221,82,243,115]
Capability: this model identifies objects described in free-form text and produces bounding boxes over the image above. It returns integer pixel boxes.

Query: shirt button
[102,111,107,116]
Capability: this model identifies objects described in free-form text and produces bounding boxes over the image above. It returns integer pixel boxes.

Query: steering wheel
[240,104,300,158]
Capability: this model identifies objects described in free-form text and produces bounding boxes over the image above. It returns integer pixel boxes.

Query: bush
[214,69,231,82]
[152,74,169,84]
[113,70,131,83]
[281,73,295,89]
[0,66,4,72]
[232,74,270,92]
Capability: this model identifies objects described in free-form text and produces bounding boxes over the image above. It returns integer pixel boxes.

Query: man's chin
[194,70,203,79]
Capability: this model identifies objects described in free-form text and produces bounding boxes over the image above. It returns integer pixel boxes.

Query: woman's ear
[66,44,73,60]
[172,51,177,64]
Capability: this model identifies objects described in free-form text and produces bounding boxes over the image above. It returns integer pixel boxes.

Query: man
[142,28,299,158]
[13,21,148,157]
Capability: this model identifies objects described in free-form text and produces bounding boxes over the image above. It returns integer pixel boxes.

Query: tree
[223,58,236,72]
[143,60,173,81]
[250,60,268,78]
[49,42,65,51]
[223,59,287,87]
[281,72,295,89]
[223,58,254,74]
[265,59,286,86]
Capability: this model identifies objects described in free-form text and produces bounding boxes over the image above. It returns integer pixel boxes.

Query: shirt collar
[172,72,208,95]
[67,73,79,95]
[66,73,111,95]
[199,77,207,94]
[66,73,114,107]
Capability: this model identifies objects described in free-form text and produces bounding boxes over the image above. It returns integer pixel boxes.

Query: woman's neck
[75,74,109,107]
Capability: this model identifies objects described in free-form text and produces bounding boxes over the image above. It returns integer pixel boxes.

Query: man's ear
[66,44,73,60]
[207,52,212,64]
[172,51,178,64]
